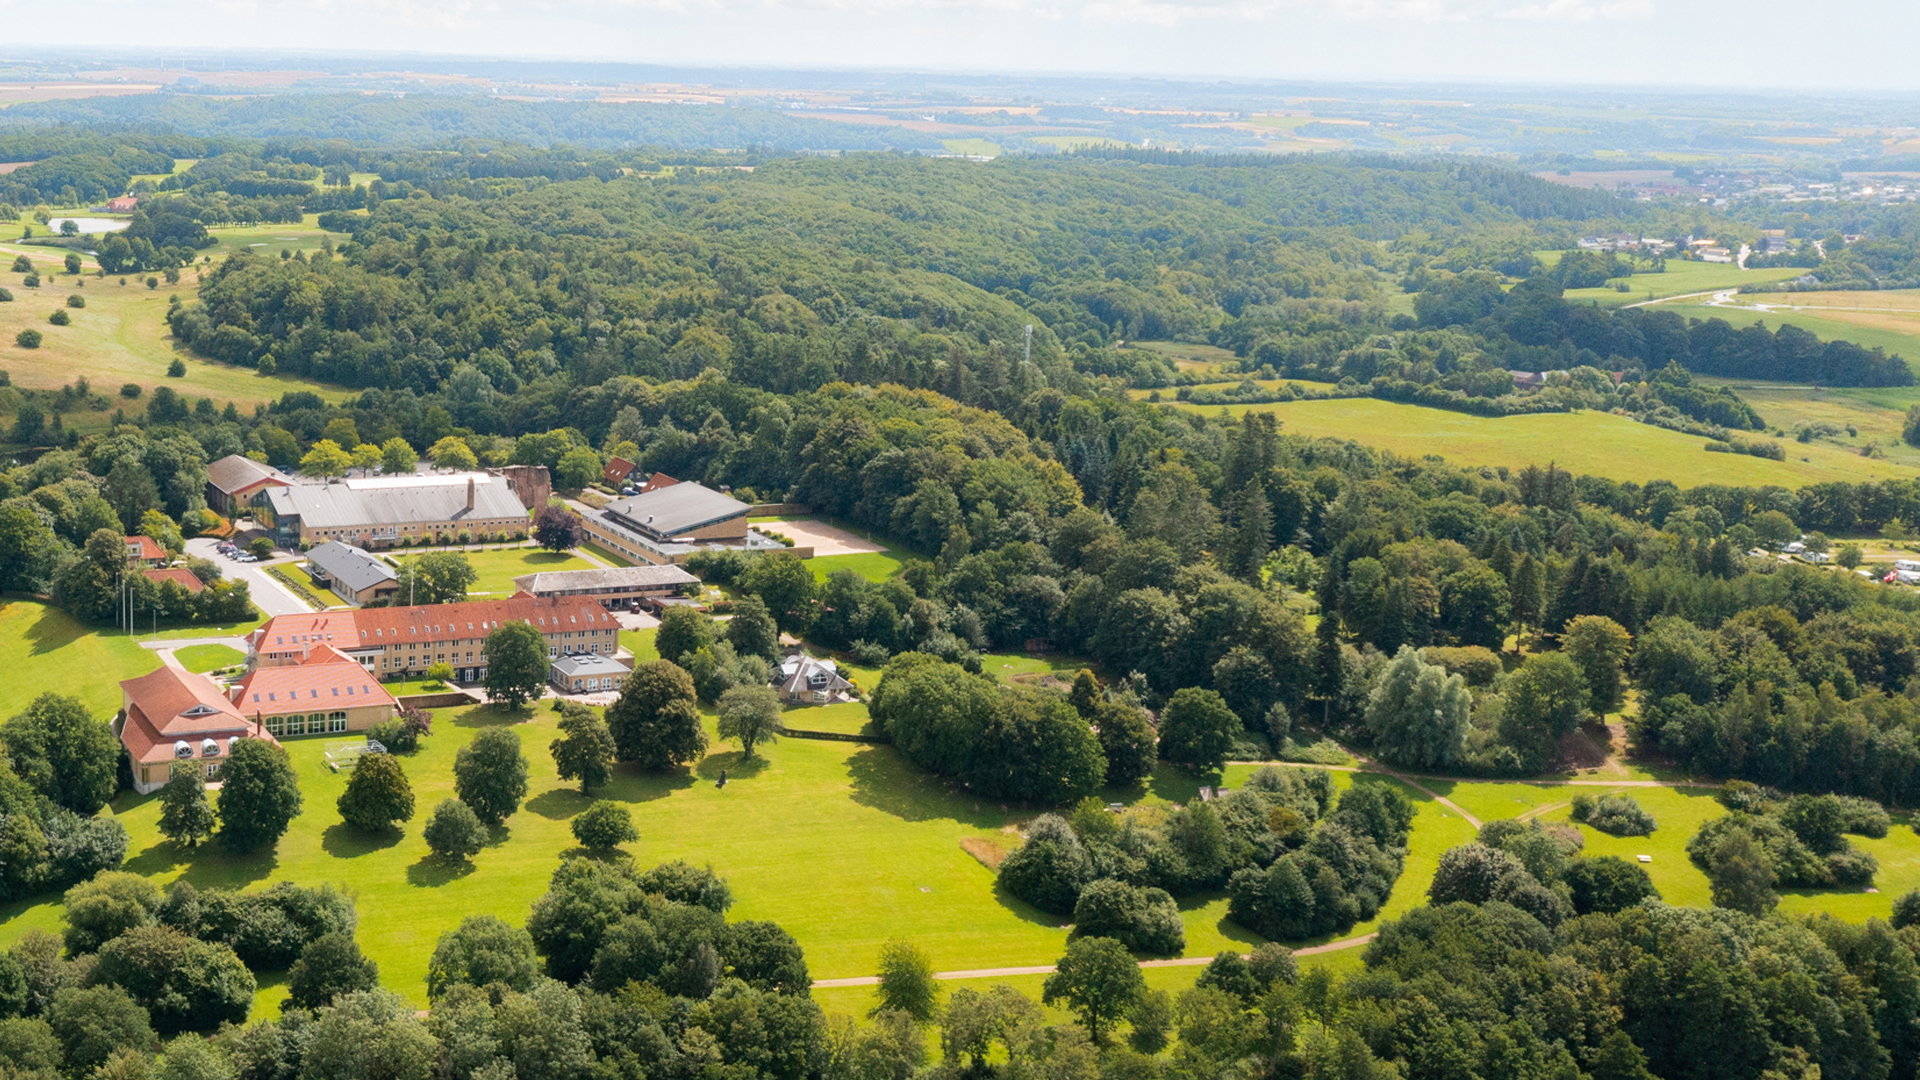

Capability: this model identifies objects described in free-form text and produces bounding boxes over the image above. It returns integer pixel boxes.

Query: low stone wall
[395,691,476,709]
[748,503,810,516]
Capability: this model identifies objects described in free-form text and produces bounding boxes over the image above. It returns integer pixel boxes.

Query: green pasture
[0,251,351,420]
[1533,251,1806,307]
[173,643,245,674]
[1178,397,1912,488]
[1700,378,1920,469]
[1125,341,1244,372]
[1660,299,1920,363]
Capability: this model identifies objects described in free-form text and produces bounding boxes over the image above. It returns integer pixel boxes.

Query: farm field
[1699,378,1920,469]
[1537,251,1807,306]
[1657,289,1920,364]
[1171,396,1911,486]
[939,138,1001,157]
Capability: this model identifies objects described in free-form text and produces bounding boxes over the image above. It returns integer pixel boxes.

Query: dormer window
[182,704,218,718]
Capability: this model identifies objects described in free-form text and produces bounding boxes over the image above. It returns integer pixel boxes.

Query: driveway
[184,538,313,618]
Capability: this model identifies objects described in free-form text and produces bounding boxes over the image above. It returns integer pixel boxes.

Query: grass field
[809,551,905,584]
[1657,290,1920,364]
[174,643,246,673]
[1699,378,1920,469]
[1172,397,1910,487]
[0,601,160,719]
[380,547,597,598]
[1537,251,1807,307]
[939,139,1001,157]
[1126,341,1243,374]
[0,250,351,424]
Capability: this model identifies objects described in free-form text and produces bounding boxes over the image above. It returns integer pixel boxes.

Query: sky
[6,0,1920,90]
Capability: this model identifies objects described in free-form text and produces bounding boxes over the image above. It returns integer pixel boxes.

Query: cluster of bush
[1430,818,1661,928]
[998,768,1414,947]
[1688,785,1887,903]
[1570,792,1657,836]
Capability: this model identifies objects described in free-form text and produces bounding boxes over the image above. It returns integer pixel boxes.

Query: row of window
[262,711,349,738]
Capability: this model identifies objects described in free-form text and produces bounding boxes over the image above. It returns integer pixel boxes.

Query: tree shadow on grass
[695,751,769,782]
[1147,763,1214,807]
[595,763,698,805]
[990,875,1072,931]
[408,856,475,888]
[526,787,593,821]
[168,847,280,891]
[846,747,1008,828]
[122,841,195,877]
[449,704,535,730]
[20,602,88,657]
[320,822,403,859]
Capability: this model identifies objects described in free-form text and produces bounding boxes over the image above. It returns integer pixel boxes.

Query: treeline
[0,93,947,152]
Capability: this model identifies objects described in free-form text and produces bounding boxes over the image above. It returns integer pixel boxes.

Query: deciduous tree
[716,684,783,760]
[1042,936,1145,1044]
[604,661,707,769]
[216,738,302,854]
[157,771,216,849]
[482,620,547,709]
[336,752,415,832]
[550,701,616,794]
[422,800,486,862]
[453,728,528,827]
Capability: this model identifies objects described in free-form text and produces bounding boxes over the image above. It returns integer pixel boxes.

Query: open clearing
[1168,397,1911,486]
[0,247,351,427]
[1658,289,1920,364]
[378,546,600,599]
[1699,378,1920,469]
[763,519,887,558]
[1534,251,1807,307]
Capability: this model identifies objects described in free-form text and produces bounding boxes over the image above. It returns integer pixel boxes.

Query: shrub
[65,294,83,308]
[570,800,639,852]
[422,800,487,862]
[998,815,1094,916]
[46,309,68,326]
[1563,856,1660,914]
[1893,889,1920,930]
[1582,794,1656,837]
[119,383,140,398]
[15,330,40,349]
[1836,796,1891,839]
[1070,878,1185,955]
[0,287,13,301]
[62,872,161,955]
[1428,843,1527,906]
[20,274,37,288]
[166,358,186,377]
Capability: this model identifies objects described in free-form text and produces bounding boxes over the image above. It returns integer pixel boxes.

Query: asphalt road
[184,537,311,618]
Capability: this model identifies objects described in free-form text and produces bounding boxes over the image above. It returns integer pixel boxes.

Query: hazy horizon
[6,0,1918,93]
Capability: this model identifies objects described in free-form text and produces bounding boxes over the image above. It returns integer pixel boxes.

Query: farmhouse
[116,666,274,795]
[125,535,168,568]
[579,481,777,565]
[204,454,291,518]
[261,473,531,549]
[304,541,400,606]
[230,645,399,740]
[511,564,700,609]
[248,595,625,685]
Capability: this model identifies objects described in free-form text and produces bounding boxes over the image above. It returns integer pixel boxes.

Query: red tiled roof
[233,653,395,716]
[250,595,618,656]
[126,536,166,562]
[143,568,204,593]
[639,472,680,493]
[119,667,261,765]
[603,457,636,484]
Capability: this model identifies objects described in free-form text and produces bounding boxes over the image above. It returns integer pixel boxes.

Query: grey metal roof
[305,542,397,594]
[266,477,528,529]
[551,654,630,677]
[514,565,699,595]
[206,454,289,495]
[602,483,749,538]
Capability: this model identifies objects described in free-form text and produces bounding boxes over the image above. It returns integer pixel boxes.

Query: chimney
[466,477,475,511]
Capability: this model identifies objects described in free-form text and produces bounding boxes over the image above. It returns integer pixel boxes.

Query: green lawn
[808,551,905,584]
[383,547,597,598]
[0,600,160,719]
[1176,397,1912,488]
[580,543,633,568]
[174,644,245,674]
